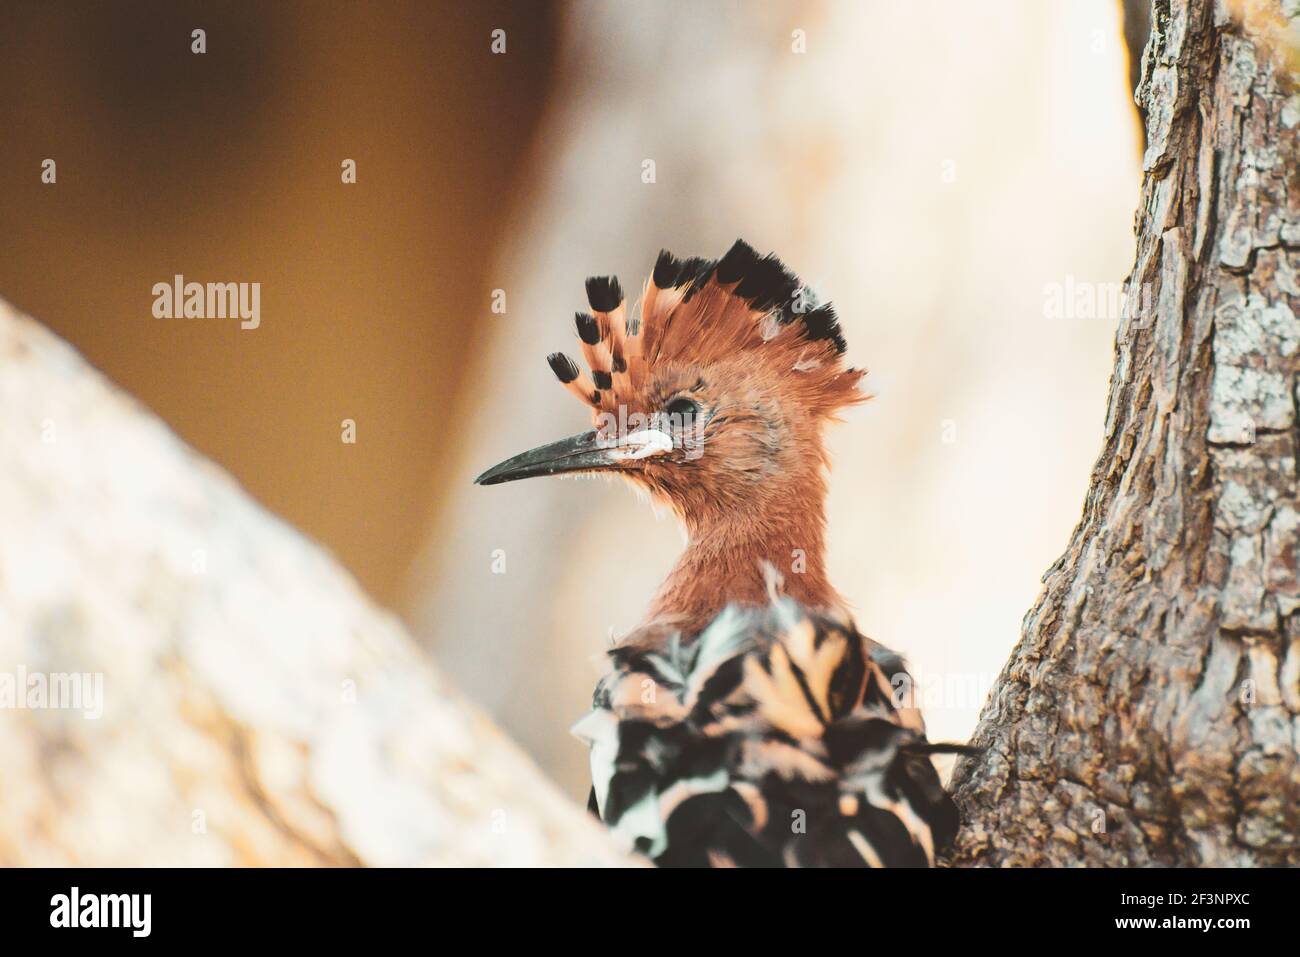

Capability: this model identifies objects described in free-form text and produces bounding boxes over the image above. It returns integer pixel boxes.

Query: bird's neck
[645,477,840,637]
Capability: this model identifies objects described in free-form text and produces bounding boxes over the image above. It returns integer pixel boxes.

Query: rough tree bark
[0,299,630,867]
[949,0,1299,866]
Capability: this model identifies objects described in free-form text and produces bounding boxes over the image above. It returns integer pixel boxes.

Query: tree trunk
[0,298,631,867]
[948,0,1300,866]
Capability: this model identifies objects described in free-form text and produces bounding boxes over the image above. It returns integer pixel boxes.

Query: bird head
[474,240,866,530]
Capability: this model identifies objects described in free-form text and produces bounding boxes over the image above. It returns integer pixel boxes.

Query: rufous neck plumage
[645,463,842,636]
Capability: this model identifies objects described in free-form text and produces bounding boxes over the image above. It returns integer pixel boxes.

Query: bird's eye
[663,396,699,420]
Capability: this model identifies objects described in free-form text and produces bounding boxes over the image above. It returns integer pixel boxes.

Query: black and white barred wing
[571,600,963,867]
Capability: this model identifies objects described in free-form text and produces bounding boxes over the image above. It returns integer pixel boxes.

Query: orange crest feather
[546,240,865,420]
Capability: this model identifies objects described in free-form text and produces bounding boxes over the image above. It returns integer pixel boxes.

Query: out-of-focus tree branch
[0,298,631,866]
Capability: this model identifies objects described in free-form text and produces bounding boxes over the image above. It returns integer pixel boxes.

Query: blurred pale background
[0,1,1140,800]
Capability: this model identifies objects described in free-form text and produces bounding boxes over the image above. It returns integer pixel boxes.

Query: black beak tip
[473,430,606,489]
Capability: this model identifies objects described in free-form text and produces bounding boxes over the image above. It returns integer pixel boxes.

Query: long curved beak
[474,428,672,486]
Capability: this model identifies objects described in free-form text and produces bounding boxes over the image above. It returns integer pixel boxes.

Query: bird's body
[476,241,965,866]
[574,592,963,867]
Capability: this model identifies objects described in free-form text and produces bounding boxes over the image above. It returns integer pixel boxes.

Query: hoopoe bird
[476,241,967,867]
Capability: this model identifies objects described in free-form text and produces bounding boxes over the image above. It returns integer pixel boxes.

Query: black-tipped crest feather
[653,249,682,288]
[575,311,601,345]
[585,276,624,313]
[547,352,579,383]
[652,239,850,355]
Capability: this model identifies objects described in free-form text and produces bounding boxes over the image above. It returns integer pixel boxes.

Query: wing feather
[575,599,970,867]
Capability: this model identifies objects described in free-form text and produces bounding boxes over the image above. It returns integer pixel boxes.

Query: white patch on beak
[609,428,673,461]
